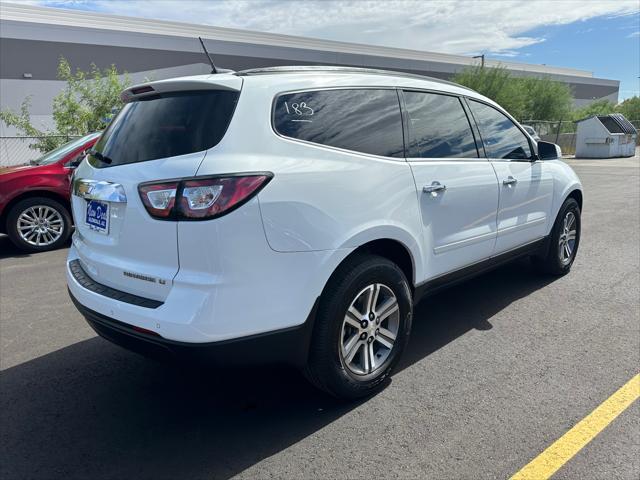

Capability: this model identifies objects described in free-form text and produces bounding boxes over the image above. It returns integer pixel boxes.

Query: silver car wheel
[558,211,577,266]
[340,283,400,376]
[17,205,64,247]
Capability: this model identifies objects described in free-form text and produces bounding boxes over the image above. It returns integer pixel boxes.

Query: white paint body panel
[544,159,583,231]
[408,160,499,278]
[71,152,205,301]
[67,71,582,344]
[491,160,554,254]
[67,198,353,342]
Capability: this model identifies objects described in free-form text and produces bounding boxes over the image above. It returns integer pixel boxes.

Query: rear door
[403,90,500,279]
[71,81,240,301]
[467,99,553,254]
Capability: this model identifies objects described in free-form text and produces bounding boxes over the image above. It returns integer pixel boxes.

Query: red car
[0,132,101,252]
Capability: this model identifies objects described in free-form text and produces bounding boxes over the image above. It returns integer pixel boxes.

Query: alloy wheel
[17,205,64,247]
[558,211,577,266]
[339,283,400,375]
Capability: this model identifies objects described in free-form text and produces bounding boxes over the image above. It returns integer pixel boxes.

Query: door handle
[423,181,447,194]
[503,176,518,186]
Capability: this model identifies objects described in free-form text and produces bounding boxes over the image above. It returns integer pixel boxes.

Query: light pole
[473,54,485,68]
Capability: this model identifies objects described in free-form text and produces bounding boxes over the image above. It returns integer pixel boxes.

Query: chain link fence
[521,120,578,156]
[0,136,80,167]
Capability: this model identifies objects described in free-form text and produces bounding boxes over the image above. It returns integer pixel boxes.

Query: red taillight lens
[178,175,270,219]
[131,325,162,337]
[138,182,178,218]
[138,174,272,221]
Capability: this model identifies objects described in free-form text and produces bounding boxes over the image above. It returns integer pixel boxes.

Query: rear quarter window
[273,89,405,158]
[89,90,239,168]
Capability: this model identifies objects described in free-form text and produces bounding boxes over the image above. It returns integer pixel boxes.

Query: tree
[0,98,60,153]
[571,99,616,121]
[0,57,130,153]
[453,65,573,122]
[453,65,526,120]
[616,96,640,121]
[520,76,572,122]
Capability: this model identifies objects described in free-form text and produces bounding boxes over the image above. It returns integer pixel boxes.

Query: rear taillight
[138,173,272,220]
[138,182,178,218]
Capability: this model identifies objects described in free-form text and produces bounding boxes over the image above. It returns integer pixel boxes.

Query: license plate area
[85,200,110,234]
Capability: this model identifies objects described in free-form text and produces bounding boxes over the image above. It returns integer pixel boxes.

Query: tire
[533,197,581,275]
[305,254,413,400]
[6,196,72,253]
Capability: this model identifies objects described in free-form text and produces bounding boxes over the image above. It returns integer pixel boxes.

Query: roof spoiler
[121,76,242,103]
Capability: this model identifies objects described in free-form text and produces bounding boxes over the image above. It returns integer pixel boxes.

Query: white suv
[67,66,582,399]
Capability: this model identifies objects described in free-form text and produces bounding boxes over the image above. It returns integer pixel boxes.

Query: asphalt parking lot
[1,155,638,479]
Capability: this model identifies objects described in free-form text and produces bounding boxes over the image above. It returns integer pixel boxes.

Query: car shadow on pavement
[0,235,30,259]
[0,261,556,480]
[0,234,71,260]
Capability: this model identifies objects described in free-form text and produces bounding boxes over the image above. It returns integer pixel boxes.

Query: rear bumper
[70,289,317,367]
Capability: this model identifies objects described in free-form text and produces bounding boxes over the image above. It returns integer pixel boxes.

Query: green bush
[571,99,616,121]
[520,76,573,122]
[616,96,640,121]
[453,65,526,119]
[454,65,573,122]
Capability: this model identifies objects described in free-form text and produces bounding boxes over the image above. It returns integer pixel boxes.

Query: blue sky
[506,13,640,100]
[22,0,640,100]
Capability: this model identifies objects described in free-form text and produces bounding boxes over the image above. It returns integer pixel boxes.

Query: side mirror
[64,154,84,169]
[537,141,562,160]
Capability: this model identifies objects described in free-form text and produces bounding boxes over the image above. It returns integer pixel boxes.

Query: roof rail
[234,65,473,91]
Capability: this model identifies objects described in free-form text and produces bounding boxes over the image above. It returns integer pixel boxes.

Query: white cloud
[628,31,640,37]
[28,0,640,55]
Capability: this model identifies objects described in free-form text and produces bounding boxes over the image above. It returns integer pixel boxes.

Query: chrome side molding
[73,178,127,203]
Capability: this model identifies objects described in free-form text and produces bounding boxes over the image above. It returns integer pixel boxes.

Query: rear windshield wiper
[89,149,113,164]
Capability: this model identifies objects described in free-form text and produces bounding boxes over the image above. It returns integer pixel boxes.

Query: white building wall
[0,63,211,136]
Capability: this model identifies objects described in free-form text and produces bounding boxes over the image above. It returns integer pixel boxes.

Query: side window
[403,91,478,158]
[468,100,532,160]
[273,89,404,158]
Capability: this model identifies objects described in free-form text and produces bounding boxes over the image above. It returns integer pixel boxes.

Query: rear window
[273,89,404,158]
[89,90,239,168]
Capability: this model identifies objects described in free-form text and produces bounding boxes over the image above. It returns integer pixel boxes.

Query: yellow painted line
[511,373,640,480]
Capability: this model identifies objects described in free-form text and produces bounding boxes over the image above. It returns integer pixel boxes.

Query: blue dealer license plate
[85,200,109,233]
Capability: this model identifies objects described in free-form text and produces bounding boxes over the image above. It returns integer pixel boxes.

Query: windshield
[89,90,239,168]
[31,133,101,166]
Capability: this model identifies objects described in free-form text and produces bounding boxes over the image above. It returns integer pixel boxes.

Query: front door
[403,90,500,280]
[467,100,554,254]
